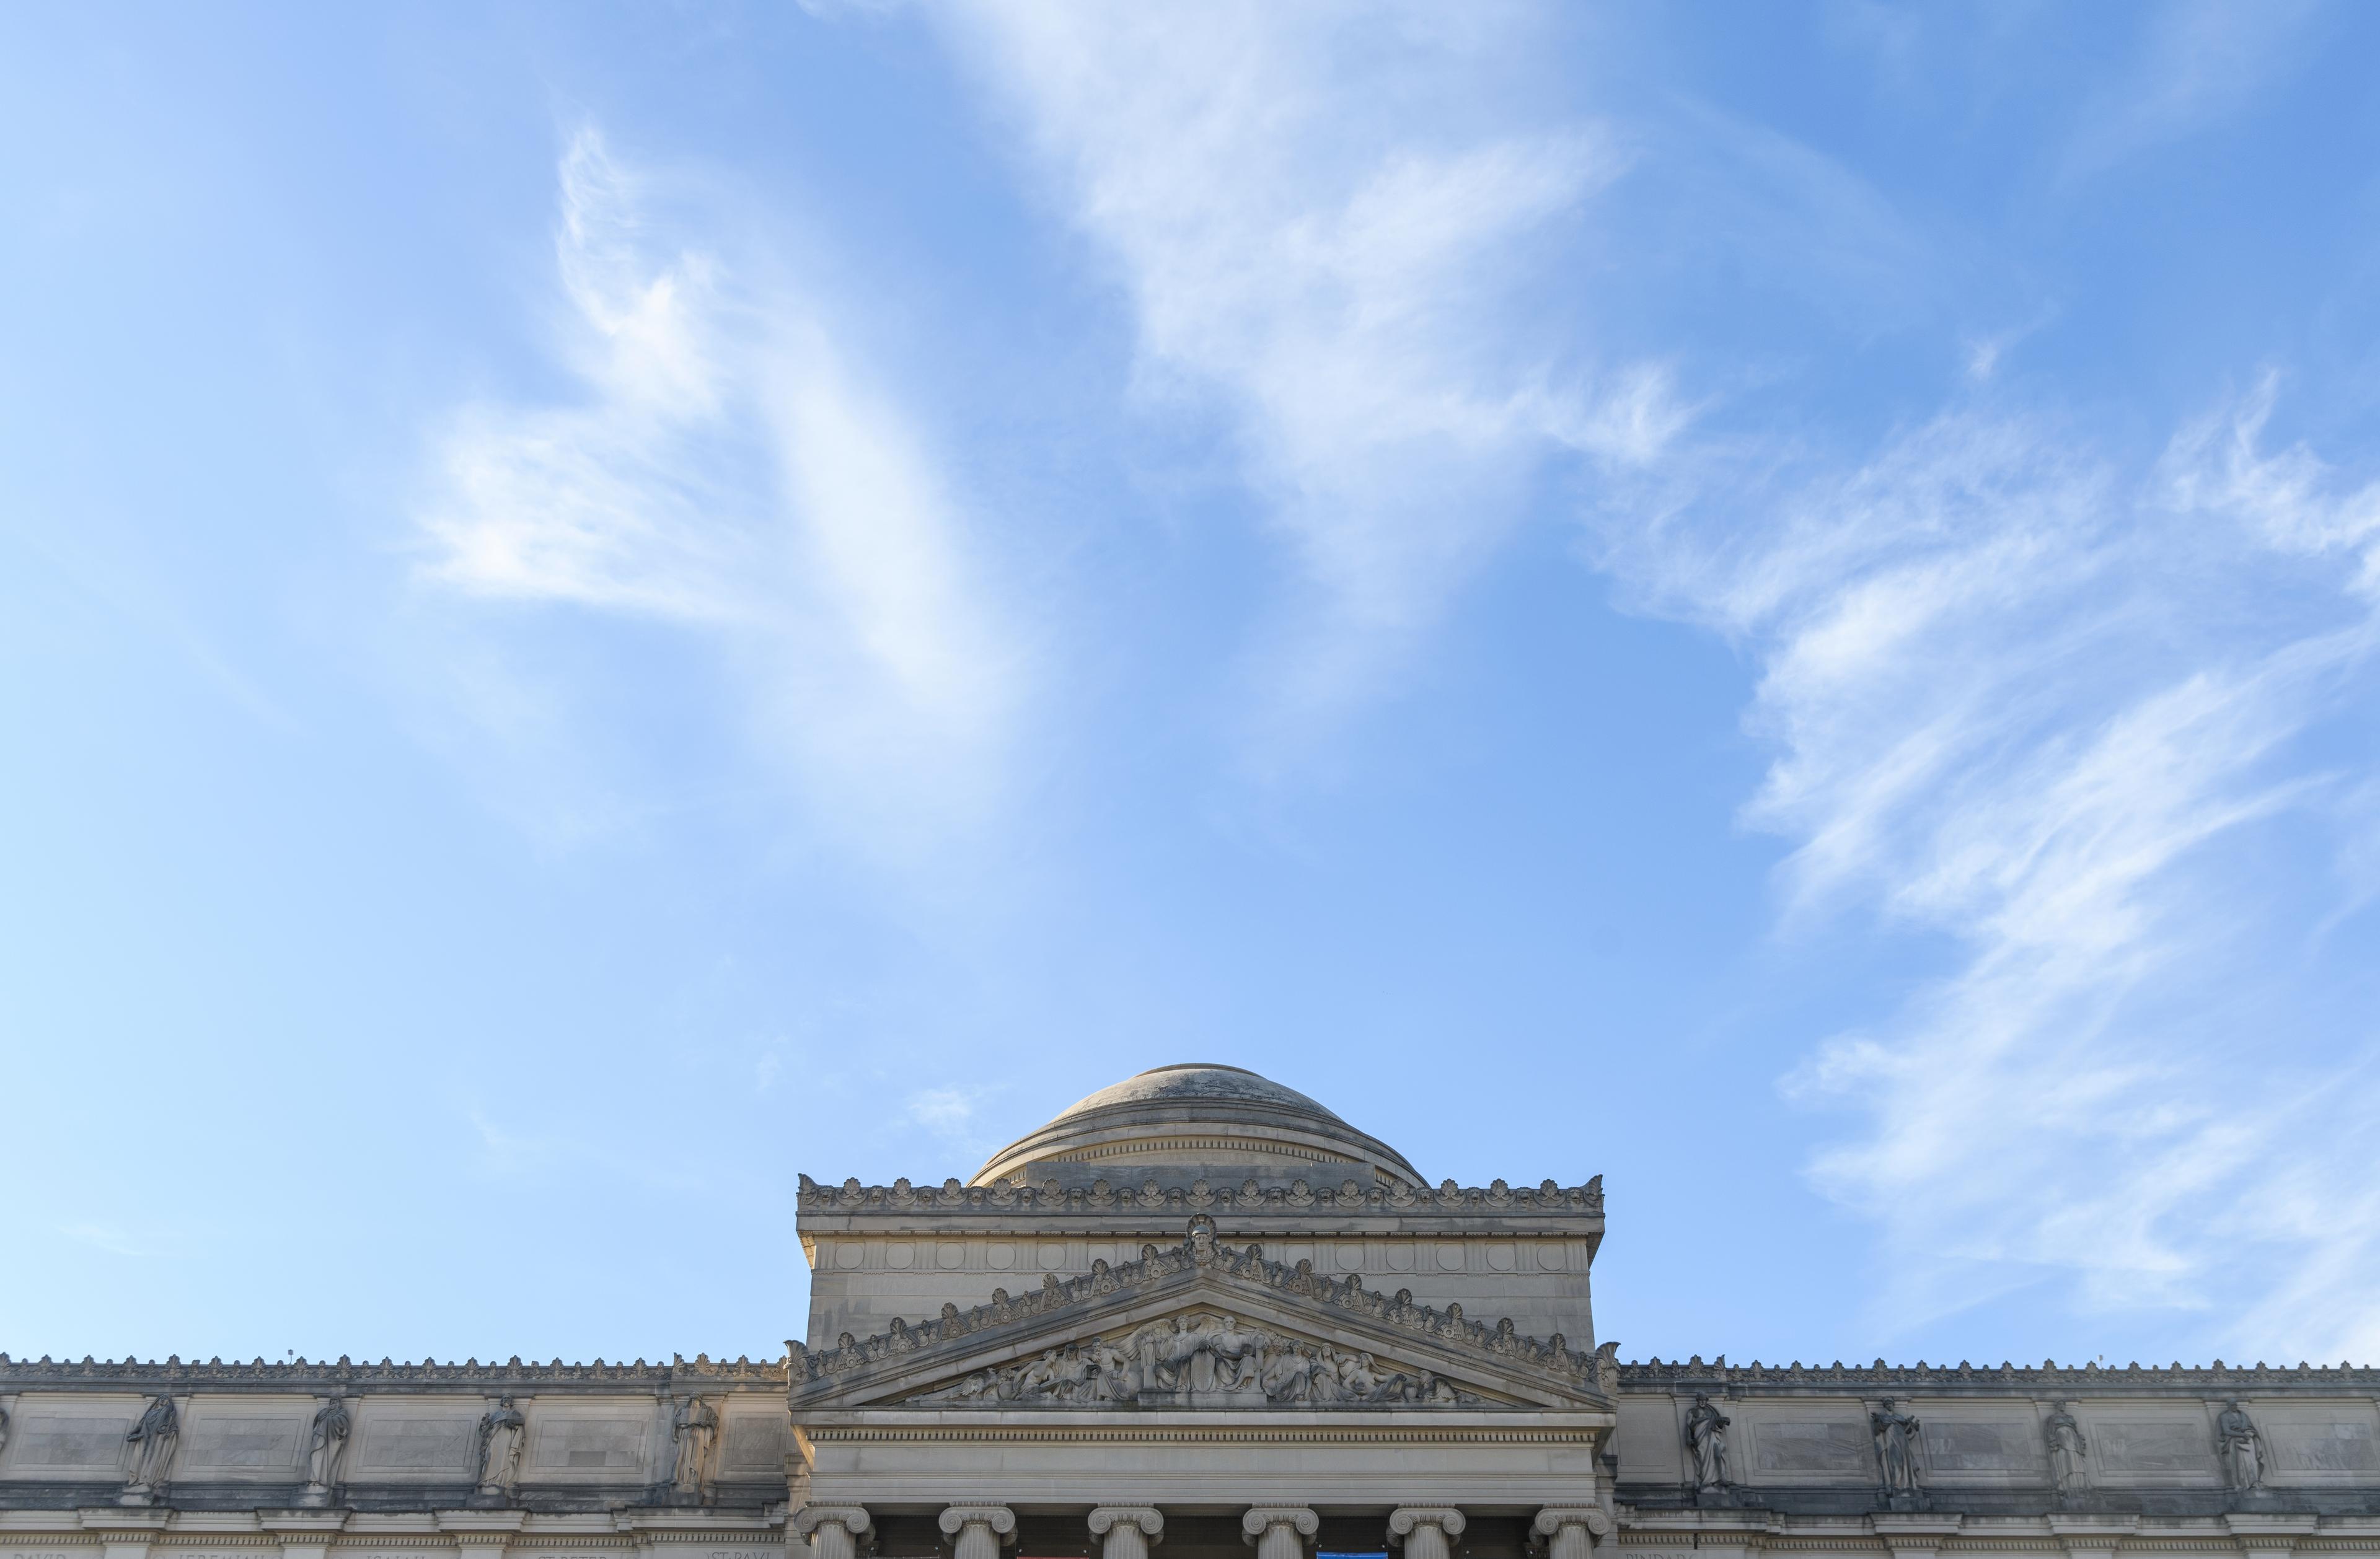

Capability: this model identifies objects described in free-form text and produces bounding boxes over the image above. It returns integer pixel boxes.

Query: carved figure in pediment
[2045,1402,2088,1495]
[122,1395,179,1496]
[2216,1399,2265,1491]
[1336,1350,1386,1399]
[909,1307,1479,1410]
[1685,1395,1730,1491]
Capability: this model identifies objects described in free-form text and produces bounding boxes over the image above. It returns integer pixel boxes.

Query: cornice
[800,1423,1601,1445]
[0,1355,788,1392]
[791,1219,1608,1400]
[1618,1357,2380,1393]
[797,1174,1602,1223]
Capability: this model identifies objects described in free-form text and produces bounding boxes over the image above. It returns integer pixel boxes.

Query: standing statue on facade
[1684,1395,1732,1493]
[2215,1400,2266,1491]
[475,1397,526,1496]
[304,1396,352,1494]
[122,1395,180,1500]
[670,1396,718,1501]
[1871,1399,1923,1500]
[2044,1402,2089,1496]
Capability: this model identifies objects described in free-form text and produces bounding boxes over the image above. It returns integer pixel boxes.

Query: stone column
[794,1506,874,1559]
[1531,1507,1609,1559]
[1241,1508,1318,1559]
[938,1504,1016,1559]
[1091,1508,1165,1559]
[1388,1508,1466,1559]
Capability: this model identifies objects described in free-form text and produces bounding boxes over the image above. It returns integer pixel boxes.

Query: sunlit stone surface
[4,1065,2376,1559]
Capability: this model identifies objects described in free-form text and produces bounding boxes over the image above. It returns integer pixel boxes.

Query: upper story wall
[1611,1358,2380,1519]
[0,1358,793,1516]
[794,1174,1605,1351]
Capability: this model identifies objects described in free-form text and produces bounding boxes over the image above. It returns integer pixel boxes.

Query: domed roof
[971,1063,1423,1189]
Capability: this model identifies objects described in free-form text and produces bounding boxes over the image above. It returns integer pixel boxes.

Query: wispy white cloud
[908,2,2380,1357]
[416,128,1024,843]
[1595,390,2380,1355]
[943,6,1673,731]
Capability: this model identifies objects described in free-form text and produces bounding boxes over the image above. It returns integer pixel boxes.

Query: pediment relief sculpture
[907,1309,1492,1409]
[790,1217,1603,1412]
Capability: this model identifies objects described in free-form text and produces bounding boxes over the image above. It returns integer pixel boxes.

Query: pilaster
[437,1506,530,1559]
[2046,1513,2138,1559]
[262,1509,351,1559]
[2223,1514,2320,1559]
[78,1504,174,1559]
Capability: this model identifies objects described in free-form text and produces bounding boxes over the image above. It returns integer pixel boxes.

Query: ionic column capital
[937,1508,1018,1541]
[1388,1511,1467,1542]
[1090,1511,1166,1543]
[1532,1509,1610,1542]
[793,1508,874,1541]
[1531,1506,1609,1559]
[794,1506,873,1559]
[940,1504,1018,1559]
[1241,1510,1319,1543]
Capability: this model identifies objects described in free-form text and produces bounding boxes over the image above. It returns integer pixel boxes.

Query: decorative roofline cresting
[0,1353,789,1390]
[796,1173,1603,1217]
[789,1216,1610,1406]
[1618,1357,2380,1391]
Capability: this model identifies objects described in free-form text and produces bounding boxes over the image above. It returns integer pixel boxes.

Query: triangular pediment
[790,1218,1610,1413]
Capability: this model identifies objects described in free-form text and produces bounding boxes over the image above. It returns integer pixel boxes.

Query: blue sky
[6,2,2380,1374]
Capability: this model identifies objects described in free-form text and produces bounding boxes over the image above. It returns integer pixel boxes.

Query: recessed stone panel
[2269,1420,2379,1473]
[720,1412,791,1474]
[2094,1419,2214,1475]
[355,1415,477,1472]
[530,1417,648,1473]
[182,1415,306,1472]
[1920,1418,2038,1473]
[9,1416,130,1470]
[1752,1420,1871,1475]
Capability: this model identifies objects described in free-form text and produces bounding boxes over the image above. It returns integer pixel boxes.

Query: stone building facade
[6,1066,2377,1559]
